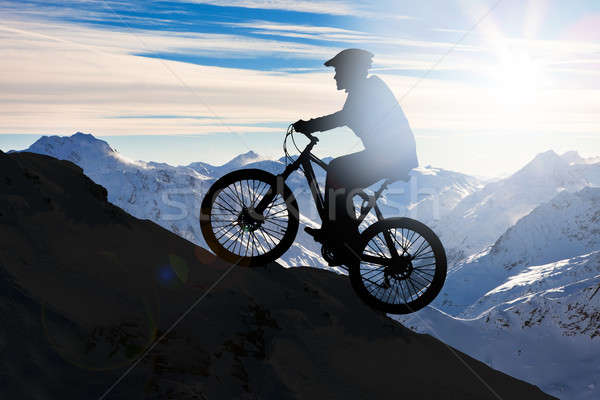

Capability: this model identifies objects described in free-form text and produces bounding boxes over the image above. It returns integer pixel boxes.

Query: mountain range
[0,147,554,398]
[9,131,600,398]
[16,132,484,269]
[401,180,600,399]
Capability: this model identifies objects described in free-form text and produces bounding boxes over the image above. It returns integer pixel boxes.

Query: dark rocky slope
[0,150,554,399]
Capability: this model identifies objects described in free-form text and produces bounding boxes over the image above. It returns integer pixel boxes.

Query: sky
[1,0,599,177]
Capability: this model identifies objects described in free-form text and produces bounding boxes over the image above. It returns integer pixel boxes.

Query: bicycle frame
[254,133,392,226]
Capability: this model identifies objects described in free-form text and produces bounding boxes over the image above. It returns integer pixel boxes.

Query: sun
[493,52,544,106]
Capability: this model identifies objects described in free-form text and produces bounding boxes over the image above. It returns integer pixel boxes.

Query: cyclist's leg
[324,151,387,250]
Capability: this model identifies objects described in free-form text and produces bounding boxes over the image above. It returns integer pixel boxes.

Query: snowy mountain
[19,133,325,267]
[188,150,263,177]
[12,131,599,398]
[435,186,600,315]
[465,251,600,320]
[397,251,600,400]
[19,132,483,270]
[3,149,553,399]
[562,150,600,166]
[381,165,483,223]
[435,150,600,261]
[397,186,600,399]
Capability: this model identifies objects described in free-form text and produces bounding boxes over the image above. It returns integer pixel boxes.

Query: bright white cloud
[172,0,413,19]
[221,20,480,51]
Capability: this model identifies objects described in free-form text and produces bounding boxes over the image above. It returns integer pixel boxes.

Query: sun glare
[494,52,543,106]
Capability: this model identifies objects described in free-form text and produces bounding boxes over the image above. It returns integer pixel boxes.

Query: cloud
[221,20,480,52]
[1,7,600,148]
[0,19,343,135]
[0,19,336,61]
[171,0,413,19]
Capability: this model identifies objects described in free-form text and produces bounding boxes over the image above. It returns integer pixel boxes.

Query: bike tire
[200,169,299,267]
[349,217,447,314]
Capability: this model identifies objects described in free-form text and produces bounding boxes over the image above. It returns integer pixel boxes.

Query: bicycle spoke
[265,208,288,219]
[260,225,284,240]
[361,265,387,279]
[361,275,385,289]
[412,268,434,278]
[264,218,288,230]
[397,279,409,304]
[372,234,389,258]
[210,212,238,217]
[252,181,270,207]
[258,227,278,250]
[414,253,435,260]
[222,186,244,208]
[213,222,237,235]
[224,184,244,209]
[411,270,432,287]
[409,235,428,256]
[245,179,252,207]
[365,241,385,258]
[215,223,239,242]
[413,244,433,260]
[214,197,239,215]
[221,226,243,250]
[406,276,423,298]
[392,229,408,254]
[404,230,418,253]
[413,262,436,269]
[250,231,267,254]
[383,280,396,304]
[406,234,424,255]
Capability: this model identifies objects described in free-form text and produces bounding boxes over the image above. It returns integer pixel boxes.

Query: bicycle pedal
[304,226,325,242]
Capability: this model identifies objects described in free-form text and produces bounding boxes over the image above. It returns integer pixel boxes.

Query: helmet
[324,48,374,70]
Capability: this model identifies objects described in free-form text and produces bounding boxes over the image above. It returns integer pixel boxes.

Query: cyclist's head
[324,48,373,91]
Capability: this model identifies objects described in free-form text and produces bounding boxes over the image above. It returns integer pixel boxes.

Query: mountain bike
[200,125,447,314]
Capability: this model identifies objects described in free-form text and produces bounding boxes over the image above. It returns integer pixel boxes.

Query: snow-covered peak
[464,250,600,319]
[490,186,600,266]
[187,151,271,178]
[434,149,592,259]
[186,161,214,176]
[24,131,143,172]
[435,186,600,315]
[222,150,262,168]
[29,131,114,156]
[561,150,600,166]
[510,150,570,181]
[561,150,585,165]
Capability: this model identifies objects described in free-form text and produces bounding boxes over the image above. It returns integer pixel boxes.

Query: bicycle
[200,125,447,314]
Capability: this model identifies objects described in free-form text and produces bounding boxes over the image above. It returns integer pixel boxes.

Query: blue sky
[1,0,600,176]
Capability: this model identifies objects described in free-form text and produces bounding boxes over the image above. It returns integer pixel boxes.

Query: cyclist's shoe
[333,234,362,264]
[304,226,326,243]
[307,222,361,264]
[323,225,361,265]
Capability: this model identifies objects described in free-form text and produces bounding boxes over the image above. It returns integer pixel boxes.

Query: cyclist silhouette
[293,48,418,257]
[200,49,444,306]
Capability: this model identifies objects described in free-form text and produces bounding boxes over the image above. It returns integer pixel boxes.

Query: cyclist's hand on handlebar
[293,119,313,135]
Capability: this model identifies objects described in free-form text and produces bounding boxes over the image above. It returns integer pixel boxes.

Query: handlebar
[288,124,318,143]
[283,124,319,165]
[303,132,319,143]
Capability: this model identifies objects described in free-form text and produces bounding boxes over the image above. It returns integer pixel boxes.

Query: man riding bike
[293,48,419,261]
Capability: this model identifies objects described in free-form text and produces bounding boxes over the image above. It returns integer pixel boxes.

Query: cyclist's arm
[305,109,347,133]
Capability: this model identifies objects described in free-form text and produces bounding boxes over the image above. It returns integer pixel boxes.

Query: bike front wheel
[200,169,299,267]
[349,218,447,314]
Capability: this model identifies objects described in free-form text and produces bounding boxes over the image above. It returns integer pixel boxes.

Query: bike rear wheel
[349,218,447,314]
[200,169,299,267]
